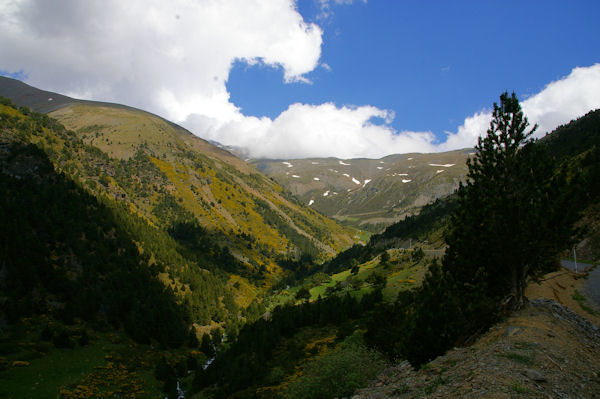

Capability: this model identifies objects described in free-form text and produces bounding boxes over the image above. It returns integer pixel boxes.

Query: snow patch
[379,161,385,164]
[402,179,412,183]
[363,179,372,187]
[308,199,314,206]
[377,166,383,170]
[407,157,413,160]
[428,163,455,168]
[282,161,293,168]
[343,173,350,177]
[351,177,361,185]
[323,191,330,197]
[339,161,351,166]
[436,169,445,174]
[311,162,319,165]
[292,175,300,178]
[313,177,320,181]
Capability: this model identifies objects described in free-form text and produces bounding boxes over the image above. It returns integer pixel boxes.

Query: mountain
[0,79,362,397]
[0,77,357,281]
[251,150,471,231]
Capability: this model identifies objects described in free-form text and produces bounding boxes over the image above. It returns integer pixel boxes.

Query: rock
[523,368,547,382]
[505,325,525,338]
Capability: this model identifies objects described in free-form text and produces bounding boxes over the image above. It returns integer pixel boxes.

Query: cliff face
[354,270,600,398]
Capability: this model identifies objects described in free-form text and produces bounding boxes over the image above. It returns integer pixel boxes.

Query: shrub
[52,329,74,349]
[78,329,90,346]
[286,335,388,399]
[40,324,53,341]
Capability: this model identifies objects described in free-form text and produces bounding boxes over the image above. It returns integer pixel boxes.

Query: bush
[52,329,74,349]
[78,329,89,346]
[286,335,388,399]
[40,324,53,341]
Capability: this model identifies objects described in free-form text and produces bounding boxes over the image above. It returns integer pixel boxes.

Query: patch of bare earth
[354,269,600,398]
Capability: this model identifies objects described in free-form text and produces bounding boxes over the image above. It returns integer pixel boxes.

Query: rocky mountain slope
[354,269,600,398]
[252,150,470,231]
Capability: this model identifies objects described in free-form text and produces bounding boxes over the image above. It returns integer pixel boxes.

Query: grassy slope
[49,104,357,278]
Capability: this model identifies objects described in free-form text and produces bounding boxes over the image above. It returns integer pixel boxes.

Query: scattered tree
[295,286,311,302]
[379,251,390,265]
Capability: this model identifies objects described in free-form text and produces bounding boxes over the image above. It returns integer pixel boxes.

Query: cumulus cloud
[0,0,322,128]
[196,102,437,159]
[202,64,600,159]
[439,63,600,152]
[1,1,599,160]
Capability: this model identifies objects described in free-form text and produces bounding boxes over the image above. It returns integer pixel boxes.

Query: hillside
[0,82,356,397]
[252,150,470,231]
[0,100,231,333]
[354,269,600,398]
[0,77,358,284]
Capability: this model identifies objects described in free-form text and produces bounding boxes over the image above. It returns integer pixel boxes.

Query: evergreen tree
[295,287,311,302]
[200,333,215,358]
[444,92,559,309]
[379,251,390,265]
[188,329,199,348]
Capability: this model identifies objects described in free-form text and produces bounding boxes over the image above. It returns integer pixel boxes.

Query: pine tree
[444,92,557,309]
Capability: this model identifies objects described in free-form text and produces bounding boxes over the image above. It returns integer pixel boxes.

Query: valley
[0,78,599,399]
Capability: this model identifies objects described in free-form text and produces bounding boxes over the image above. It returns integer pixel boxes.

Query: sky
[1,0,599,159]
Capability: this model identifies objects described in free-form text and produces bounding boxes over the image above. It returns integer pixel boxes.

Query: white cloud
[0,0,322,129]
[522,64,600,136]
[315,0,366,21]
[195,102,437,159]
[205,64,600,159]
[439,63,600,151]
[1,2,598,160]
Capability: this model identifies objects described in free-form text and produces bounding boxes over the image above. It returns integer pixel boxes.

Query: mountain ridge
[0,77,357,274]
[251,149,471,231]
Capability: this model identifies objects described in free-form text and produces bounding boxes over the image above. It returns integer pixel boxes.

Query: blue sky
[228,0,600,143]
[1,0,600,158]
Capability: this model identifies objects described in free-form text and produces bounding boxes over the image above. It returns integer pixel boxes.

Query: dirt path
[526,268,600,326]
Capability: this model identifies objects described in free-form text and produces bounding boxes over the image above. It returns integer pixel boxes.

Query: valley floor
[354,268,600,398]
